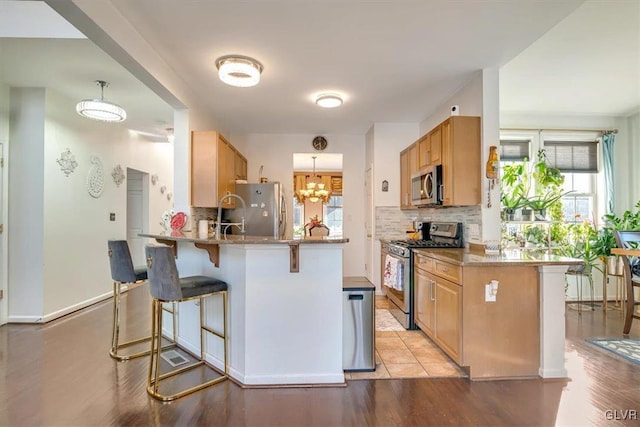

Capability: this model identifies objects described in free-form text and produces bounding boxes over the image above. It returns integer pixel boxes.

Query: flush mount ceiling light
[315,93,343,108]
[215,55,263,87]
[76,80,127,122]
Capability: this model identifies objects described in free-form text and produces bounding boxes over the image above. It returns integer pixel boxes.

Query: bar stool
[107,240,152,361]
[145,244,229,402]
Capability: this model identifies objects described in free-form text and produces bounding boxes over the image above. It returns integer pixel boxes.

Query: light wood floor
[1,284,640,426]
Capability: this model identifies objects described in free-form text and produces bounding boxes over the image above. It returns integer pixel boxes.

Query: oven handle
[424,174,433,199]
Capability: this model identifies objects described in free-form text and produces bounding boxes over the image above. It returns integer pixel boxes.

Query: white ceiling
[500,0,640,117]
[1,0,638,139]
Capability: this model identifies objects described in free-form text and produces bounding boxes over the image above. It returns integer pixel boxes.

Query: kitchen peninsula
[413,247,581,380]
[140,230,349,386]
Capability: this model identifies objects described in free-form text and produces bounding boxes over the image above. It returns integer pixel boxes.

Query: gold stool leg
[109,281,154,361]
[146,293,229,402]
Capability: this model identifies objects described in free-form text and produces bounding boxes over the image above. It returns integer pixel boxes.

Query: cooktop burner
[385,222,463,257]
[389,239,459,248]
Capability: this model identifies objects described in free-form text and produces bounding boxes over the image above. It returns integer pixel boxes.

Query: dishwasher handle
[349,294,364,301]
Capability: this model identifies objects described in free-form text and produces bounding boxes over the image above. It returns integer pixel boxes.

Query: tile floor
[346,295,467,380]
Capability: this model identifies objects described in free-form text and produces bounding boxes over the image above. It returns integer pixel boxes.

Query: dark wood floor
[1,286,639,426]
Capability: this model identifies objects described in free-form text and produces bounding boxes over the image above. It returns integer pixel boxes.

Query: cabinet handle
[429,280,435,301]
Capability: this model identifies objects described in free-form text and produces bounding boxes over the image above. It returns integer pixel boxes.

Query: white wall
[8,88,46,319]
[420,71,483,135]
[8,87,174,321]
[243,133,366,277]
[372,123,419,207]
[0,83,9,324]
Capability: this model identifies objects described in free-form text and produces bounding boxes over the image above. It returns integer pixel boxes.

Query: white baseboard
[8,285,127,324]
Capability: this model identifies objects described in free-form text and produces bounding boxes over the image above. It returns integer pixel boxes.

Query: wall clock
[312,136,328,151]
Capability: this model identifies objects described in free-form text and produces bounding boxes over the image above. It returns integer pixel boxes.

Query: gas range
[386,222,463,258]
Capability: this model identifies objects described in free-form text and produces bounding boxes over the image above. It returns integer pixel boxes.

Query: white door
[365,165,374,283]
[126,169,148,267]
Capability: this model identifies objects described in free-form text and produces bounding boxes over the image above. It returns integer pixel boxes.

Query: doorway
[292,153,343,236]
[126,169,149,266]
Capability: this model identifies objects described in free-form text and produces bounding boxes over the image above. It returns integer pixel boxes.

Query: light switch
[110,213,116,221]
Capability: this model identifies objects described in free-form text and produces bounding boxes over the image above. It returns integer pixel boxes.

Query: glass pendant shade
[76,81,126,123]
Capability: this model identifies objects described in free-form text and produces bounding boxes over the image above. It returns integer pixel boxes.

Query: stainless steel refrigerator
[225,182,287,238]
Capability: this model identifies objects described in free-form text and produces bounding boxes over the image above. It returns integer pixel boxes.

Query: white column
[538,265,569,378]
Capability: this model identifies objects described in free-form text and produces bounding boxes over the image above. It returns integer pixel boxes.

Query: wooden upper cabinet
[408,142,419,176]
[400,116,480,209]
[430,125,442,165]
[400,148,411,209]
[191,130,246,208]
[418,135,429,170]
[440,116,481,206]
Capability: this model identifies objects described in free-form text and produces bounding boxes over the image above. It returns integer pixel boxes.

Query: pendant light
[296,156,330,204]
[76,80,127,122]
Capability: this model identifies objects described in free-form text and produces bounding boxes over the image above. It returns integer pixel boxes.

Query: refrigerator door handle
[280,192,287,237]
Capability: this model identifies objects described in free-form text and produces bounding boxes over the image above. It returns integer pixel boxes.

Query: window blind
[543,140,598,172]
[499,139,530,161]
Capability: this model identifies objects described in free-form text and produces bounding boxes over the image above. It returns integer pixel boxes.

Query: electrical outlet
[469,223,480,238]
[485,284,497,302]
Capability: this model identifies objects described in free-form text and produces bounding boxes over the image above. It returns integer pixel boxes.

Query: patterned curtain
[602,133,616,214]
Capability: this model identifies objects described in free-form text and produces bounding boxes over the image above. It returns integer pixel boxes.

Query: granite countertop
[413,247,583,267]
[140,230,349,245]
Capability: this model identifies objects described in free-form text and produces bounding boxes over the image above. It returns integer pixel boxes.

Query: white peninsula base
[169,240,346,386]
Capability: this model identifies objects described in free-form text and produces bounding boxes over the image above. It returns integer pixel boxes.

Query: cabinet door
[414,267,435,337]
[417,135,429,170]
[435,276,462,362]
[217,137,235,208]
[430,126,442,165]
[408,143,419,176]
[191,131,219,207]
[400,149,410,208]
[234,152,247,181]
[441,119,453,205]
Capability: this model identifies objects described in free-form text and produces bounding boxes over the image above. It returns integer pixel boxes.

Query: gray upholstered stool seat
[145,244,229,402]
[107,240,152,361]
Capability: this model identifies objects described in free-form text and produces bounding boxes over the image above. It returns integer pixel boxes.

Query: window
[560,173,596,223]
[499,139,531,162]
[293,198,304,236]
[543,138,599,223]
[323,195,343,237]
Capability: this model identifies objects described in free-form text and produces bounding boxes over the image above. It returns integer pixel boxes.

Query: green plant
[500,162,528,212]
[557,221,601,274]
[592,201,640,257]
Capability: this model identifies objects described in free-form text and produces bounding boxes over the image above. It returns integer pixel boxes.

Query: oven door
[411,167,436,206]
[381,251,411,329]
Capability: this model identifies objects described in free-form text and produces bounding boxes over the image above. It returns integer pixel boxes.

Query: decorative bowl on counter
[170,212,188,231]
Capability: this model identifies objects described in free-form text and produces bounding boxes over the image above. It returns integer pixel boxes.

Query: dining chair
[613,230,640,335]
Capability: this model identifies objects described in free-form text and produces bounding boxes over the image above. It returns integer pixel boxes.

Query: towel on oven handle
[383,255,404,291]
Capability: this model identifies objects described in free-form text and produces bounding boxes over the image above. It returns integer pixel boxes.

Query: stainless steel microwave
[411,165,443,206]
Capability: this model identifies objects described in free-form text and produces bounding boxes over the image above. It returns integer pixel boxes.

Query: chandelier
[76,80,127,122]
[297,156,330,204]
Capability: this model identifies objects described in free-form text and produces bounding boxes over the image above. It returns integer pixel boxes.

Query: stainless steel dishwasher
[343,277,375,372]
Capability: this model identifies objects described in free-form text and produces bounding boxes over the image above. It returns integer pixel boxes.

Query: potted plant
[500,162,529,220]
[591,201,640,274]
[525,191,573,221]
[526,149,569,220]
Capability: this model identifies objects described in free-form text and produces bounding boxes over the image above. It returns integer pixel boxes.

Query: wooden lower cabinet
[413,252,540,379]
[414,265,435,336]
[434,277,461,362]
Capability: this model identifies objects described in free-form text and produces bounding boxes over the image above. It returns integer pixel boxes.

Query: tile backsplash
[375,205,482,245]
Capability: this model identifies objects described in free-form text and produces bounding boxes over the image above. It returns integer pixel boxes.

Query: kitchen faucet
[215,193,247,239]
